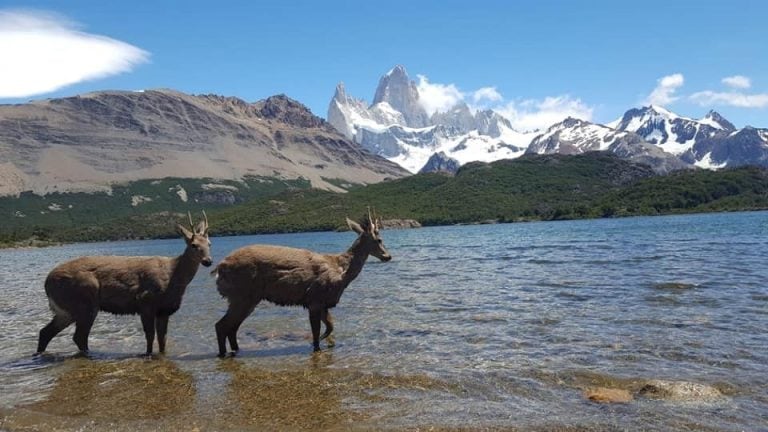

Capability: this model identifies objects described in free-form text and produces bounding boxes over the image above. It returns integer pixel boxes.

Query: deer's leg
[309,307,322,352]
[37,314,74,354]
[320,308,334,341]
[215,311,229,357]
[215,301,256,357]
[140,312,156,356]
[227,302,258,354]
[73,309,97,354]
[155,314,169,354]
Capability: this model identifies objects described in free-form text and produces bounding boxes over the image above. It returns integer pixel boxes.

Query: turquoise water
[1,212,767,430]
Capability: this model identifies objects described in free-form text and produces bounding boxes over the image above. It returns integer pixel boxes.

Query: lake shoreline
[4,207,767,250]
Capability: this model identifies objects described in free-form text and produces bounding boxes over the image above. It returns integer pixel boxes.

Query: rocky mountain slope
[610,105,768,169]
[0,89,408,196]
[526,118,691,173]
[418,151,460,174]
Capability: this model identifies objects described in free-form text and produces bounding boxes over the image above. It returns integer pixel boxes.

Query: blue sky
[1,0,766,129]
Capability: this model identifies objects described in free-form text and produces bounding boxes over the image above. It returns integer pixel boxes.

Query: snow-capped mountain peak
[527,117,628,155]
[327,65,768,175]
[700,110,736,131]
[327,65,533,173]
[526,117,690,173]
[613,105,731,156]
[371,65,430,128]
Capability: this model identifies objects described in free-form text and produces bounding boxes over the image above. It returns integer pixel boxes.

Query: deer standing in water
[36,212,212,356]
[212,209,392,356]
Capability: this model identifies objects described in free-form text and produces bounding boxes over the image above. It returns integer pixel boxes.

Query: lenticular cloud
[0,10,149,98]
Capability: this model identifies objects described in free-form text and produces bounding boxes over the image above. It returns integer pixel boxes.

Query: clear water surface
[0,212,766,431]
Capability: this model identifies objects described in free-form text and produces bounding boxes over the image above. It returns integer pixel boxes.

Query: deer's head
[346,208,392,262]
[176,211,213,267]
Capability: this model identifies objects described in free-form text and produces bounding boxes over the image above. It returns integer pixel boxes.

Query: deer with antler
[36,212,212,356]
[212,208,392,356]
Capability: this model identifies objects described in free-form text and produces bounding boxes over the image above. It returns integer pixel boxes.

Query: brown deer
[212,209,391,356]
[36,212,212,356]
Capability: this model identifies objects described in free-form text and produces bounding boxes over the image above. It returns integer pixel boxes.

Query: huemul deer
[36,212,212,356]
[212,209,392,356]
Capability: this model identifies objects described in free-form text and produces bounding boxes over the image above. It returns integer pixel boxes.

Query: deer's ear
[176,224,194,241]
[346,217,364,234]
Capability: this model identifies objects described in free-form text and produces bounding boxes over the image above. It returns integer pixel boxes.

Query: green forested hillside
[3,153,768,246]
[0,176,312,244]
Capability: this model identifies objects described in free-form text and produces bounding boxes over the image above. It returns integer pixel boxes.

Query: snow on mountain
[612,105,733,156]
[327,66,535,173]
[384,126,531,173]
[690,126,768,168]
[527,118,628,155]
[611,105,768,170]
[328,65,768,174]
[526,117,689,173]
[699,110,735,131]
[372,65,430,128]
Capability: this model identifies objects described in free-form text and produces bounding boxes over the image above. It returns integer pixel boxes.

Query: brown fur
[213,214,391,355]
[36,214,212,356]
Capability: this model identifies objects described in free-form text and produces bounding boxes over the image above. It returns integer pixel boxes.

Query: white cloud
[644,73,685,106]
[415,74,593,131]
[722,75,751,89]
[472,86,502,104]
[494,96,593,132]
[690,90,768,108]
[0,10,149,98]
[415,75,464,115]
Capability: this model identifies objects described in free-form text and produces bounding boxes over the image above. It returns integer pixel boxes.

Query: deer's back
[45,256,173,315]
[215,245,343,306]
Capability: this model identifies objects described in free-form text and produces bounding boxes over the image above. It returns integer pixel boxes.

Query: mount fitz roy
[328,65,534,173]
[328,65,768,174]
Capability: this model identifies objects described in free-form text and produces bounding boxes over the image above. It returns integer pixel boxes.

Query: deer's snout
[201,258,213,267]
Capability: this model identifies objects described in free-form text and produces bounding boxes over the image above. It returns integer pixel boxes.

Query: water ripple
[0,212,767,431]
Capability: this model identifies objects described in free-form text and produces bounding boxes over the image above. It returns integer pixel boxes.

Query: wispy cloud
[415,75,464,115]
[472,87,502,104]
[688,75,767,108]
[722,75,751,89]
[644,73,684,106]
[415,74,593,131]
[495,96,594,132]
[0,9,149,98]
[690,90,768,108]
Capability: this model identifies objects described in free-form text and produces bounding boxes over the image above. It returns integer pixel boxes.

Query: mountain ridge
[0,89,408,197]
[327,66,768,174]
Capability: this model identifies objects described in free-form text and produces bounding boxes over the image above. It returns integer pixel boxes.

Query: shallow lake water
[1,212,767,431]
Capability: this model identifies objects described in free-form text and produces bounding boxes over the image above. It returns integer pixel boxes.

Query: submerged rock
[652,282,698,290]
[584,387,633,404]
[638,380,722,401]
